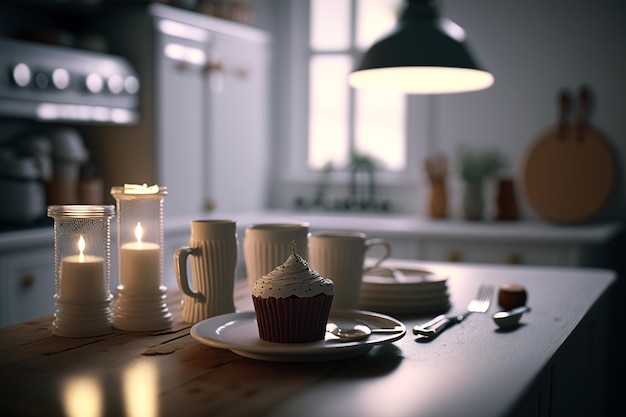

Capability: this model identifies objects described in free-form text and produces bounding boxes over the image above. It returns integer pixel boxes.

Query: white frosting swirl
[252,252,334,299]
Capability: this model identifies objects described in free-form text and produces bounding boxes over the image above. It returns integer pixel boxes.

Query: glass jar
[110,184,172,331]
[47,204,115,337]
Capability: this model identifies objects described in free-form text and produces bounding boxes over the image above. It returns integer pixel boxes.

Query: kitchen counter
[1,211,621,326]
[205,210,623,267]
[207,210,622,243]
[2,211,621,250]
[0,260,615,417]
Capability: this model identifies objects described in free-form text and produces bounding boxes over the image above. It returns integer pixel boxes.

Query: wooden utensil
[522,86,614,224]
[425,154,448,218]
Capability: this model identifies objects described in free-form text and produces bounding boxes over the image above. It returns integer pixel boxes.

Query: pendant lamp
[348,0,493,94]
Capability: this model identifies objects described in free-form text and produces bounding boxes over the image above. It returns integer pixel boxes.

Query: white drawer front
[1,247,55,326]
[423,241,571,266]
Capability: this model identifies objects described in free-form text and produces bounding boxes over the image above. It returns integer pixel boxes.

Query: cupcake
[252,241,334,343]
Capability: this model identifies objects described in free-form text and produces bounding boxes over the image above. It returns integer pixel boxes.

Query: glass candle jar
[110,184,172,331]
[47,204,115,337]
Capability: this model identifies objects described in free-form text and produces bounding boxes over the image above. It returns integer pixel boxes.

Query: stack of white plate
[358,267,450,315]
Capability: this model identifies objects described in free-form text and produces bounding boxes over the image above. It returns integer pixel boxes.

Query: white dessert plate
[359,293,450,306]
[362,269,448,287]
[357,265,452,315]
[190,309,406,362]
[358,301,451,315]
[360,287,449,302]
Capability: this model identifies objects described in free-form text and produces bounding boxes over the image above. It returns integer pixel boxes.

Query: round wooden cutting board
[522,88,615,224]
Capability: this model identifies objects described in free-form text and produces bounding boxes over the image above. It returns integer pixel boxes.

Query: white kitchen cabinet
[0,248,55,326]
[83,3,270,218]
[421,240,574,265]
[383,219,617,267]
[410,221,617,267]
[203,30,270,212]
[0,230,55,327]
[155,29,207,218]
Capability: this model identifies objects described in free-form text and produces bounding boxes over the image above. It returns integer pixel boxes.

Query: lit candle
[59,235,106,304]
[120,222,161,293]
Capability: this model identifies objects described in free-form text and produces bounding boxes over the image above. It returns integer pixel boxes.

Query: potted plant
[457,147,506,220]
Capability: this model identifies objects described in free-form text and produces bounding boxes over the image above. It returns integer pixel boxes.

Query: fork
[412,284,494,338]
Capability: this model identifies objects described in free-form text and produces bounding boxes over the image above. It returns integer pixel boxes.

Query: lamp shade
[349,0,493,94]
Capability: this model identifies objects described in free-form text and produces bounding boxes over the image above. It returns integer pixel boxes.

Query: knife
[412,314,447,336]
[413,284,494,338]
[412,312,472,338]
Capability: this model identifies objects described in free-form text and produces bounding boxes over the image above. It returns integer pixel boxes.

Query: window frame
[280,0,429,187]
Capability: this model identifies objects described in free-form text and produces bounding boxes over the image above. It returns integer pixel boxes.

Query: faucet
[293,159,390,212]
[348,160,377,210]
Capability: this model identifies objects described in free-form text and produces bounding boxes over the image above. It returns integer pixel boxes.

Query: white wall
[435,0,626,221]
[259,0,626,222]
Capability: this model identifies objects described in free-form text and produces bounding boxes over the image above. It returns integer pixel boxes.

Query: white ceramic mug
[243,223,309,289]
[308,231,390,310]
[174,220,237,323]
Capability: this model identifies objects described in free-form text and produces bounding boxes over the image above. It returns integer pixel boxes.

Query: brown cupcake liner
[252,294,333,343]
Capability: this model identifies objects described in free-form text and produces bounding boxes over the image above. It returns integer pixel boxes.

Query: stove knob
[107,74,124,94]
[52,68,70,90]
[85,73,104,93]
[35,72,49,89]
[124,75,140,94]
[12,63,31,87]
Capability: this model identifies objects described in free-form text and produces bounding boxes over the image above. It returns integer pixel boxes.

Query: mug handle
[174,247,203,301]
[364,238,391,270]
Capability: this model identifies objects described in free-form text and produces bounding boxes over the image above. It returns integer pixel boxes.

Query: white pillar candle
[120,223,161,293]
[59,236,106,304]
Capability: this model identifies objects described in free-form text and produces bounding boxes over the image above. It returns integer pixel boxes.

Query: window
[282,0,428,187]
[308,0,406,172]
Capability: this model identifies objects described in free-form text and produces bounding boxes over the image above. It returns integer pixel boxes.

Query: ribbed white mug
[308,231,390,310]
[174,220,237,323]
[243,223,309,290]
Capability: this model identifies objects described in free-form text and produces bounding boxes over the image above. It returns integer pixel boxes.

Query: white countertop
[196,210,623,243]
[1,210,622,252]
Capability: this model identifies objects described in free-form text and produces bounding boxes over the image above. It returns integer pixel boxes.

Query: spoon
[326,323,404,342]
[492,306,531,329]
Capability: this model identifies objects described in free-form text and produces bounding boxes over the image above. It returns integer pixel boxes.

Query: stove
[0,37,139,125]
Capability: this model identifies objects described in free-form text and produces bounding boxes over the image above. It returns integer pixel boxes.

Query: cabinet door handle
[203,61,223,73]
[446,250,461,262]
[506,253,522,264]
[204,61,249,79]
[233,66,249,79]
[21,273,34,288]
[205,60,225,93]
[204,198,216,212]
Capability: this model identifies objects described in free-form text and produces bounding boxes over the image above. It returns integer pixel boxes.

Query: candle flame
[78,235,86,262]
[135,223,143,248]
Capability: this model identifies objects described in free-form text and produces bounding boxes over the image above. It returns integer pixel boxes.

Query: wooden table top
[0,259,615,417]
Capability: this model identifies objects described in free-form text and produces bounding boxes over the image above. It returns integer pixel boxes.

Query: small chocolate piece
[498,283,528,310]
